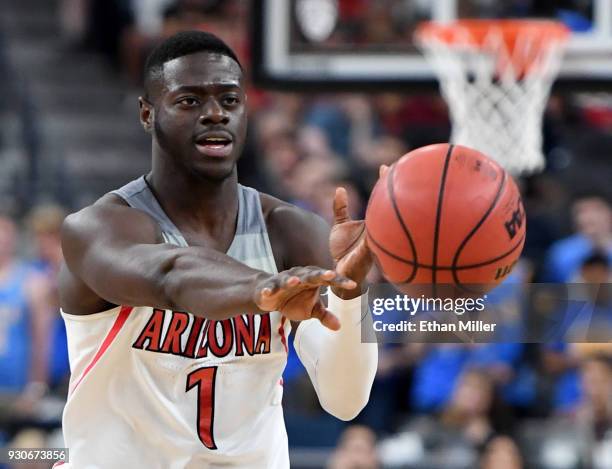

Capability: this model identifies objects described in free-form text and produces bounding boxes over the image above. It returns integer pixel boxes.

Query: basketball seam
[386,164,418,283]
[368,229,525,271]
[451,170,508,287]
[431,144,454,284]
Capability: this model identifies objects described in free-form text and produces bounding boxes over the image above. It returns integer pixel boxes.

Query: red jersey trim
[278,316,288,353]
[70,305,134,394]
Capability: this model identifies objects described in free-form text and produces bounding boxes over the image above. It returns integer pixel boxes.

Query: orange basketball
[365,144,526,290]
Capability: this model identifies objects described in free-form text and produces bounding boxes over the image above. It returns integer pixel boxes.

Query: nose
[199,97,229,125]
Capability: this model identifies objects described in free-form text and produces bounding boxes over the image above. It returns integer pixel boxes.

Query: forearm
[80,243,270,319]
[160,246,269,318]
[295,288,378,420]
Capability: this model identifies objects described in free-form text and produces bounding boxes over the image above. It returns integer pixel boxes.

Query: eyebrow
[169,83,241,94]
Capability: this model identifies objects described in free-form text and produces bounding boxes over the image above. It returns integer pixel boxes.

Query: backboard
[251,0,612,90]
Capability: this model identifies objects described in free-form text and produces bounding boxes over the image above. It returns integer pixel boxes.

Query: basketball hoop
[415,20,570,174]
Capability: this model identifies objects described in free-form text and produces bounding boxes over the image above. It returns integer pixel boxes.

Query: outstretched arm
[273,187,379,420]
[60,196,353,329]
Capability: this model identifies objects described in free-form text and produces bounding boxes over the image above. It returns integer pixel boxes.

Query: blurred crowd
[1,0,611,468]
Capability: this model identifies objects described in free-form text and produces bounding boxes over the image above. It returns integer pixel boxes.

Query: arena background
[0,1,610,468]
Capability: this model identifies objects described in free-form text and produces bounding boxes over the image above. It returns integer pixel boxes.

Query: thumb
[311,301,341,331]
[333,187,350,225]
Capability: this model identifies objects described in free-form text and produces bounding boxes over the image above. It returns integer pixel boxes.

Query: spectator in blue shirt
[542,193,612,282]
[0,214,52,417]
[26,205,70,390]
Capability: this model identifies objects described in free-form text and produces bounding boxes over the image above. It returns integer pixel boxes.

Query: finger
[284,276,300,287]
[379,164,390,179]
[311,301,341,331]
[302,269,335,283]
[333,187,350,225]
[302,270,356,289]
[258,276,282,296]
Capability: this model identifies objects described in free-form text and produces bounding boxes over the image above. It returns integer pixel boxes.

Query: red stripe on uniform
[278,316,288,353]
[70,306,133,394]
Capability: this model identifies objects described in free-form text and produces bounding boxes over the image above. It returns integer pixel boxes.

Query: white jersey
[60,178,291,469]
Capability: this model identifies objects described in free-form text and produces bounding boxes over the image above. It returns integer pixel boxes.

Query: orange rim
[415,19,570,77]
[415,19,569,47]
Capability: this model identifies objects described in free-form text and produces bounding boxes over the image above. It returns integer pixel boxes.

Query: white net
[416,22,568,174]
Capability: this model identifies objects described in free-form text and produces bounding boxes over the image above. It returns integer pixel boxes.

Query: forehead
[162,52,242,91]
[573,198,609,212]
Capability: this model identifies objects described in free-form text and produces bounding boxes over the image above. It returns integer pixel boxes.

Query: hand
[328,166,388,298]
[253,267,356,330]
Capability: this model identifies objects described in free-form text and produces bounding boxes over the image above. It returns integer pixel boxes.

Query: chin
[191,162,236,182]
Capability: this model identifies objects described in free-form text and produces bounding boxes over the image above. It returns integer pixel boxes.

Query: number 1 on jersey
[186,366,218,449]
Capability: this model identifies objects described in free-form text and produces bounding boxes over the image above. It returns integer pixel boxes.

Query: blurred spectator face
[289,157,330,203]
[480,436,523,469]
[297,126,334,159]
[271,93,304,119]
[581,357,612,405]
[327,425,380,469]
[256,112,295,149]
[310,179,363,222]
[374,93,404,115]
[580,259,610,283]
[572,197,612,240]
[27,205,66,266]
[266,137,301,177]
[452,370,493,417]
[364,135,406,169]
[0,216,17,264]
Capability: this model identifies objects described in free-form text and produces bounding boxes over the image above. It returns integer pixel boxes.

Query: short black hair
[144,30,242,98]
[571,189,611,207]
[581,250,610,269]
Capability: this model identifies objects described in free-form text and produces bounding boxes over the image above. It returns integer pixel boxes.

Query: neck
[147,165,239,234]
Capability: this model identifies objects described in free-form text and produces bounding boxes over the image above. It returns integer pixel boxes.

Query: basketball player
[56,31,378,468]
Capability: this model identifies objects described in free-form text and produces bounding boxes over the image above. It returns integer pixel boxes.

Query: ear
[139,97,154,133]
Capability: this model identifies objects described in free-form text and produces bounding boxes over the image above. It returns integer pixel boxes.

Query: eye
[177,97,200,107]
[222,95,240,106]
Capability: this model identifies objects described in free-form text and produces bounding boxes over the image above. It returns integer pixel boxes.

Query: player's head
[140,31,246,182]
[571,190,612,240]
[580,354,612,403]
[27,204,66,264]
[579,251,610,283]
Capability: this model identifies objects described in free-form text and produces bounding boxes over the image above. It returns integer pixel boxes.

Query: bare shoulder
[59,193,164,314]
[62,193,162,249]
[258,192,332,269]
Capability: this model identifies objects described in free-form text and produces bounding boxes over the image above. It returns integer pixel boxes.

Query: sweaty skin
[59,52,374,330]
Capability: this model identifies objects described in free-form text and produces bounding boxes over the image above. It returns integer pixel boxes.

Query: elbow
[320,391,371,421]
[318,347,378,421]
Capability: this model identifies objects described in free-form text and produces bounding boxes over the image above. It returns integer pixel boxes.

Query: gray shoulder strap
[237,184,267,235]
[111,177,188,247]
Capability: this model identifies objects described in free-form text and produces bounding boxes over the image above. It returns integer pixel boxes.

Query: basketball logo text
[504,198,525,240]
[494,261,518,280]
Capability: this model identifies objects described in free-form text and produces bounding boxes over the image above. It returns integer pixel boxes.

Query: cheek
[235,110,248,140]
[154,111,187,142]
[157,105,195,130]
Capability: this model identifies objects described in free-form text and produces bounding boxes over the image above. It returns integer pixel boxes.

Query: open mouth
[194,134,234,158]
